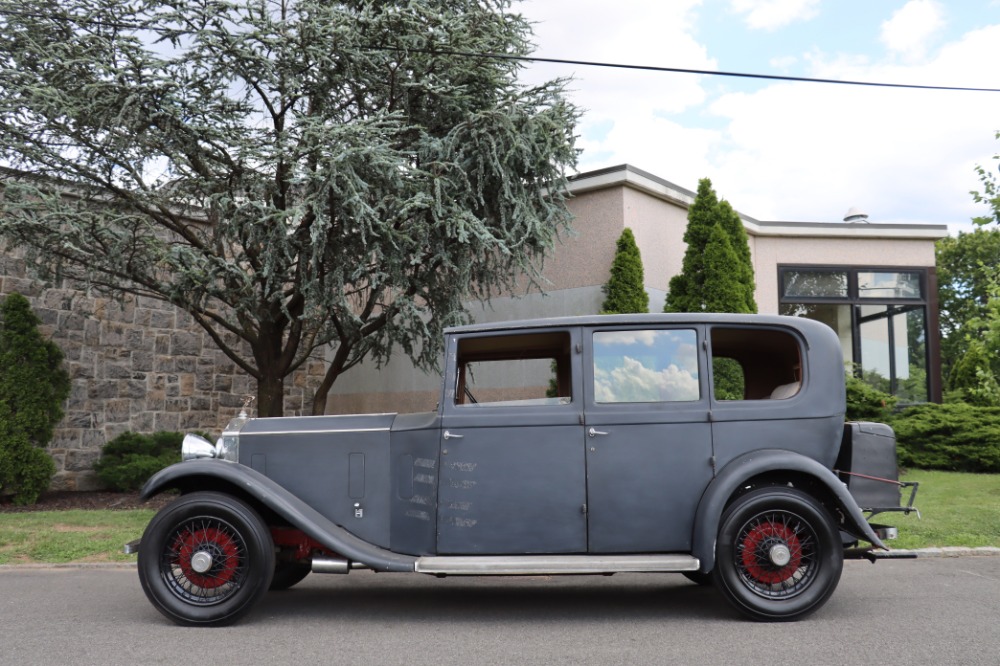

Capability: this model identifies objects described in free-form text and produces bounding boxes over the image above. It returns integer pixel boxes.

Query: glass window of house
[593,329,699,403]
[857,271,922,299]
[782,270,848,298]
[779,266,931,403]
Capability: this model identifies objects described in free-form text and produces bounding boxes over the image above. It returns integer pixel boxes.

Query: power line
[2,4,999,93]
[375,47,1000,94]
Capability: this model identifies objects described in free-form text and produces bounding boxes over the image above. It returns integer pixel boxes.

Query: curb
[0,562,137,571]
[886,546,1000,558]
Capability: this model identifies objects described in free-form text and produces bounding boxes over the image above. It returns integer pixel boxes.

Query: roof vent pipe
[843,206,869,223]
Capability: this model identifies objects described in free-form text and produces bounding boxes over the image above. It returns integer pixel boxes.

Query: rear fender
[692,449,886,573]
[141,460,416,572]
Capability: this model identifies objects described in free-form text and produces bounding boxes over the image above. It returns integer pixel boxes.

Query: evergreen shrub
[889,402,1000,473]
[0,293,70,504]
[95,431,186,492]
[845,373,896,422]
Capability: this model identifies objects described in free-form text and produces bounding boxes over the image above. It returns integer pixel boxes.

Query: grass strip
[0,509,156,565]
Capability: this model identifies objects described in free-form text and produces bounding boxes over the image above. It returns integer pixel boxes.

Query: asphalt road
[1,557,998,666]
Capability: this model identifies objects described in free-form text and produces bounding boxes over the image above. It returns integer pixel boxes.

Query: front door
[583,327,714,553]
[436,328,587,555]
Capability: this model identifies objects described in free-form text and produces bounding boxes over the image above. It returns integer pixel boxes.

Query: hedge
[889,402,1000,473]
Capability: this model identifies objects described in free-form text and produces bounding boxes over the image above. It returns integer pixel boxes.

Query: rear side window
[710,327,802,401]
[592,329,699,403]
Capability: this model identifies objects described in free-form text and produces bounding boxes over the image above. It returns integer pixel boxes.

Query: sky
[516,0,1000,232]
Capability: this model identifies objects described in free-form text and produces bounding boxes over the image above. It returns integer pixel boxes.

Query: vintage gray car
[128,314,916,626]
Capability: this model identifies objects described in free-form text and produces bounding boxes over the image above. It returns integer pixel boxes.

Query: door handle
[443,430,464,440]
[588,427,608,438]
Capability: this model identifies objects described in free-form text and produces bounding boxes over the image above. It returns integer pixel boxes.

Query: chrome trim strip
[414,554,700,575]
[241,427,392,436]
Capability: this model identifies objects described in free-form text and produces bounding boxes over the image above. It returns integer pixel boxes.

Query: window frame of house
[777,265,939,403]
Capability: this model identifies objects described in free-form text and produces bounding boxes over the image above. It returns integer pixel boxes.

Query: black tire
[137,491,275,627]
[269,562,311,591]
[712,487,843,622]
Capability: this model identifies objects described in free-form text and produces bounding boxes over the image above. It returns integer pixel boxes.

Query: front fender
[141,460,416,572]
[692,449,886,573]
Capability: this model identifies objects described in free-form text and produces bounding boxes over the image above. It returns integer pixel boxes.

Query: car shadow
[256,573,731,625]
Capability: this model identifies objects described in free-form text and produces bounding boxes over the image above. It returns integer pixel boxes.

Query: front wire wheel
[713,487,843,621]
[138,492,275,626]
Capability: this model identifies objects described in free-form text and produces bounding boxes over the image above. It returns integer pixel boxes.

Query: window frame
[778,264,932,402]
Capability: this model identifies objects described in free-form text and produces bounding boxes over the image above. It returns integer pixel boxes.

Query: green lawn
[0,470,997,564]
[0,509,156,565]
[884,469,1000,550]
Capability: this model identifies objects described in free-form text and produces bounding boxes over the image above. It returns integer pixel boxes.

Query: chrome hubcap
[769,543,791,567]
[190,550,214,574]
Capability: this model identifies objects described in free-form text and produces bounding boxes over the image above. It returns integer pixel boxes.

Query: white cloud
[594,357,700,403]
[519,0,717,179]
[705,25,1000,227]
[880,0,947,61]
[729,0,820,30]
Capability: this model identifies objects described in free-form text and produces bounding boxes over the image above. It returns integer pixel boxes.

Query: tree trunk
[256,374,285,418]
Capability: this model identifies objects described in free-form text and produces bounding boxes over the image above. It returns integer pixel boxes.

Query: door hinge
[581,503,588,515]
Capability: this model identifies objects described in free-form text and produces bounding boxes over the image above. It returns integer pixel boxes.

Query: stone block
[42,289,74,311]
[81,429,106,449]
[104,361,133,379]
[154,412,180,432]
[65,411,96,429]
[48,472,74,492]
[88,381,118,400]
[189,396,212,411]
[165,397,189,412]
[65,449,101,472]
[105,399,131,423]
[121,380,147,400]
[149,310,176,329]
[133,351,154,372]
[171,331,202,356]
[49,430,82,450]
[213,375,233,392]
[101,321,129,347]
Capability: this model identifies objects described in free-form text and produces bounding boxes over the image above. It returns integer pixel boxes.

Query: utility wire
[389,47,1000,94]
[2,4,999,93]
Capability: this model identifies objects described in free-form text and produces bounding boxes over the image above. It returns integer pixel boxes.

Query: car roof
[445,313,820,336]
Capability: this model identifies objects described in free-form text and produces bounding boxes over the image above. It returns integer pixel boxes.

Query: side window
[455,331,572,407]
[592,329,700,403]
[710,327,802,401]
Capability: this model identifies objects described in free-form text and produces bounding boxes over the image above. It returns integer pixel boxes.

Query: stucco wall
[750,236,937,313]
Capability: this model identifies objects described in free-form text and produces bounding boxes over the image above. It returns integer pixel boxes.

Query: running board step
[414,554,700,575]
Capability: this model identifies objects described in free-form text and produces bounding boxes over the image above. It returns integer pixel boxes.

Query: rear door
[583,326,714,553]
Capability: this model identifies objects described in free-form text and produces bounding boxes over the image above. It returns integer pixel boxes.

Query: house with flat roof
[327,164,948,414]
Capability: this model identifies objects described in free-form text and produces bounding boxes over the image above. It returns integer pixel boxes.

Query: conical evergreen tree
[664,178,757,314]
[716,200,757,313]
[0,293,70,504]
[665,179,718,313]
[602,228,649,314]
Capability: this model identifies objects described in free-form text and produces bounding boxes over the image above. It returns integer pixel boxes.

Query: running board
[414,554,700,576]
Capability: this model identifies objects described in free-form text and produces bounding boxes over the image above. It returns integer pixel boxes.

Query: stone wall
[0,248,324,491]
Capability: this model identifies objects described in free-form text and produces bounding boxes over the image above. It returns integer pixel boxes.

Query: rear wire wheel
[713,487,843,621]
[137,492,274,626]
